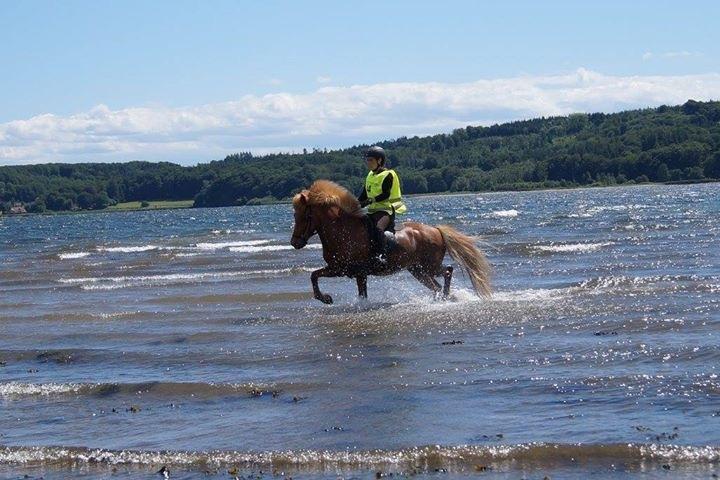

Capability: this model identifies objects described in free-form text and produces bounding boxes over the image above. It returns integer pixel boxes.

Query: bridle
[291,205,316,246]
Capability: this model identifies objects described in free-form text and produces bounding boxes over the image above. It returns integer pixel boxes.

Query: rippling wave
[1,443,718,472]
[491,209,519,218]
[57,267,317,290]
[57,252,91,260]
[55,240,320,260]
[194,239,271,250]
[0,381,290,398]
[532,242,614,253]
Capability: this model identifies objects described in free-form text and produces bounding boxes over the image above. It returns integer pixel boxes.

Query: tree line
[1,100,719,213]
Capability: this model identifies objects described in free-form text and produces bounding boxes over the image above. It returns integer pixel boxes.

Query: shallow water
[1,184,719,479]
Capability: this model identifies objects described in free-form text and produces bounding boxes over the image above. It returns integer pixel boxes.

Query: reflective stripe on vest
[365,169,407,215]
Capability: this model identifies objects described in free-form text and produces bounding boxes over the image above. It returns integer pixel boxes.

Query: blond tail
[436,225,492,298]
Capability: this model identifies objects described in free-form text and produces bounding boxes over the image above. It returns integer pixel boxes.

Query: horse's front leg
[311,267,340,304]
[356,274,368,299]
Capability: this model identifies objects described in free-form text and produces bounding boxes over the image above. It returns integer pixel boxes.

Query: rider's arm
[358,188,370,207]
[372,174,394,202]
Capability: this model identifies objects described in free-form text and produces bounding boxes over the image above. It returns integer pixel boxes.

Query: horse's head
[291,181,361,249]
[291,191,318,249]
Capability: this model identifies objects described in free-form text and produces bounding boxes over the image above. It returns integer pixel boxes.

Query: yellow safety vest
[365,169,407,215]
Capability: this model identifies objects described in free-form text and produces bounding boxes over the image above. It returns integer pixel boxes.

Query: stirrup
[366,254,387,272]
[382,231,397,255]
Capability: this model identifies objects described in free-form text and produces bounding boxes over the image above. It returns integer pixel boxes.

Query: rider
[357,146,406,262]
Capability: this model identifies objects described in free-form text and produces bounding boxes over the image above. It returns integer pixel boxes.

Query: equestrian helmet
[364,145,386,164]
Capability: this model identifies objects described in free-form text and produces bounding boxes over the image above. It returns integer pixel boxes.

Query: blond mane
[292,180,362,216]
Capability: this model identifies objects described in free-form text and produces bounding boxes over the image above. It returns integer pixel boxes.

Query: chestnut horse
[291,180,491,304]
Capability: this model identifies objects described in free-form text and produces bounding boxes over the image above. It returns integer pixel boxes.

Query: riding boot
[372,231,398,270]
[383,231,397,254]
[367,229,388,271]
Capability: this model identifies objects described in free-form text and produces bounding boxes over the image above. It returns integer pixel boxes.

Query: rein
[292,203,367,253]
[291,206,315,245]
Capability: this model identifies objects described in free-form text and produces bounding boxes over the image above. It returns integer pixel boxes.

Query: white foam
[97,245,158,253]
[390,285,571,307]
[491,287,571,302]
[0,382,84,396]
[640,444,720,462]
[211,229,256,235]
[566,204,651,218]
[94,310,140,319]
[195,239,271,250]
[579,274,710,292]
[384,286,481,311]
[58,267,317,291]
[492,209,519,218]
[4,442,717,470]
[88,239,308,255]
[532,242,613,253]
[58,252,91,260]
[229,243,322,253]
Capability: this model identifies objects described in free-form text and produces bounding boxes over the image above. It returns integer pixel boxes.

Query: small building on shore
[9,203,27,214]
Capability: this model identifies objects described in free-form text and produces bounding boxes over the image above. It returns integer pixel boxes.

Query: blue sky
[1,0,719,165]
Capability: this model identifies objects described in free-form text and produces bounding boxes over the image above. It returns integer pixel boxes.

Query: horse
[290,180,491,304]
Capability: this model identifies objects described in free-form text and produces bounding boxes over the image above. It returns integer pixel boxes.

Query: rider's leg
[376,213,391,232]
[373,212,397,258]
[368,212,389,254]
[366,212,390,268]
[380,212,397,251]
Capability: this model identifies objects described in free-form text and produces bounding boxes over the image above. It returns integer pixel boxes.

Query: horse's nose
[291,237,305,249]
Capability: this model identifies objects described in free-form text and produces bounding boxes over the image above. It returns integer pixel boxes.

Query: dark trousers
[369,210,395,233]
[367,210,395,258]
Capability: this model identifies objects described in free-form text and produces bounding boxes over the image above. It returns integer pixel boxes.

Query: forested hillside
[1,100,719,213]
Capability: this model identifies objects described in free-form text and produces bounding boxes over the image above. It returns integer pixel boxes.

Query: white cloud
[664,51,703,58]
[316,75,332,84]
[268,78,283,86]
[642,51,703,61]
[2,68,720,165]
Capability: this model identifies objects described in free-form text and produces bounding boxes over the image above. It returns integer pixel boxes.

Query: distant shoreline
[3,101,719,216]
[3,179,717,218]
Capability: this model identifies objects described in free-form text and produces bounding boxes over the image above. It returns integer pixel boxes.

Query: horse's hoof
[317,294,333,304]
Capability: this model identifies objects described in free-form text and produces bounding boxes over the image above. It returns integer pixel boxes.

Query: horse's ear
[328,206,341,220]
[299,191,308,204]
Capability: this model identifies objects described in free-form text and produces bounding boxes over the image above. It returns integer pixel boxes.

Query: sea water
[0,184,718,479]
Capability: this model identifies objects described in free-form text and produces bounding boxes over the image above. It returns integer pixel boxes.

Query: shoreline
[2,179,717,217]
[1,441,718,472]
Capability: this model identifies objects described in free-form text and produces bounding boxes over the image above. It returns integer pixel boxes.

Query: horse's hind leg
[408,266,442,296]
[356,274,368,299]
[442,266,454,299]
